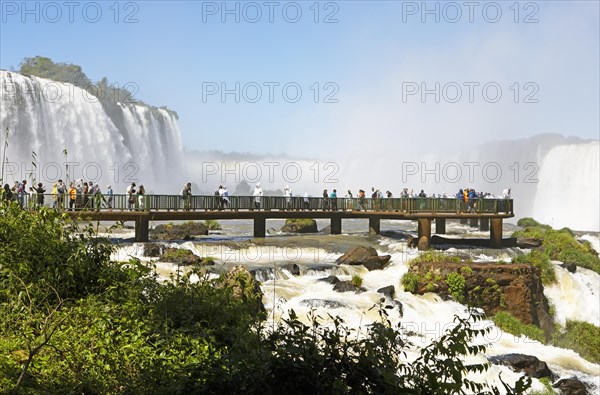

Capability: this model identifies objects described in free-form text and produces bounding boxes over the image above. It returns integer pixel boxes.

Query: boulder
[300,299,346,309]
[150,222,208,241]
[333,280,366,293]
[561,262,577,273]
[553,377,589,395]
[281,219,318,233]
[143,243,162,257]
[319,225,332,234]
[377,285,395,299]
[335,246,391,271]
[159,248,214,266]
[488,354,554,379]
[319,275,340,285]
[282,263,301,276]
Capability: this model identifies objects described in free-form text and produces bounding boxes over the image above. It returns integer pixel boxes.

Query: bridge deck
[17,195,513,248]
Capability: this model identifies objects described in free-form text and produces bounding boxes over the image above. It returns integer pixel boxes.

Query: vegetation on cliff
[16,56,178,118]
[403,250,599,365]
[0,201,531,394]
[513,217,600,275]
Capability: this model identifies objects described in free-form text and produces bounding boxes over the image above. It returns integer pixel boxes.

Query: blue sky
[1,0,599,157]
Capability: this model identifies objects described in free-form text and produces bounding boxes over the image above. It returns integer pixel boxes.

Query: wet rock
[407,236,418,249]
[335,246,391,271]
[333,280,366,294]
[319,225,331,234]
[488,354,554,379]
[319,275,340,285]
[517,237,543,249]
[282,263,301,276]
[377,285,395,299]
[150,221,208,241]
[143,243,162,257]
[159,248,214,266]
[281,219,318,233]
[561,262,577,273]
[553,377,589,395]
[300,299,346,309]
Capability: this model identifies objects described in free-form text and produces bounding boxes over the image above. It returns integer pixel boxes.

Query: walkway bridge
[42,195,515,250]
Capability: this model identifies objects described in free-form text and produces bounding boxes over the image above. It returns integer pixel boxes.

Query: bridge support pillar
[435,218,446,234]
[469,218,479,227]
[479,218,490,231]
[459,218,468,225]
[254,218,266,238]
[330,217,342,235]
[490,218,503,248]
[368,217,380,235]
[135,217,149,242]
[417,218,431,250]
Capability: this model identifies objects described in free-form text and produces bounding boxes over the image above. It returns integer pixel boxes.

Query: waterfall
[532,141,599,231]
[0,70,186,192]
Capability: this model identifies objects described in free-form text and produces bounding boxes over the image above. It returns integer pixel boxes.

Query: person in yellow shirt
[51,183,58,209]
[68,182,77,211]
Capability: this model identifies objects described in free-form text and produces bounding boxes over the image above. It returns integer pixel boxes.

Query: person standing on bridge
[345,190,353,211]
[106,185,114,210]
[127,183,136,211]
[330,189,338,211]
[284,185,292,210]
[222,186,230,210]
[68,183,77,211]
[182,183,192,211]
[253,183,263,210]
[322,189,329,211]
[137,185,146,211]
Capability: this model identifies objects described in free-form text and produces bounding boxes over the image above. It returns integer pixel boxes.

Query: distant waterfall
[0,70,185,193]
[532,141,599,231]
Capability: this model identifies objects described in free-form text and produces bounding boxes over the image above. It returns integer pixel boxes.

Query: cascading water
[532,141,600,232]
[0,70,186,192]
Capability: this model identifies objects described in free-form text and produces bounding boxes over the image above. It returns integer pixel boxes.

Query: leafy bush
[204,219,222,230]
[492,311,545,343]
[401,272,418,293]
[446,273,466,303]
[516,217,551,229]
[411,251,469,264]
[0,202,532,394]
[351,274,363,288]
[512,224,600,275]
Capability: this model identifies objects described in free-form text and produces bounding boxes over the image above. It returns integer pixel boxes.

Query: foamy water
[111,226,600,393]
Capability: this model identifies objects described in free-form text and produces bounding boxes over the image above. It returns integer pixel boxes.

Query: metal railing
[3,194,514,215]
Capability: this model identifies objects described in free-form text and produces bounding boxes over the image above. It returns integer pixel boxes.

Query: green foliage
[512,225,600,275]
[516,217,551,229]
[411,251,470,265]
[512,249,556,284]
[19,56,91,87]
[446,273,466,303]
[204,219,222,230]
[460,265,473,276]
[552,320,600,364]
[351,274,363,288]
[16,56,178,118]
[0,202,532,394]
[401,272,418,293]
[492,311,545,343]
